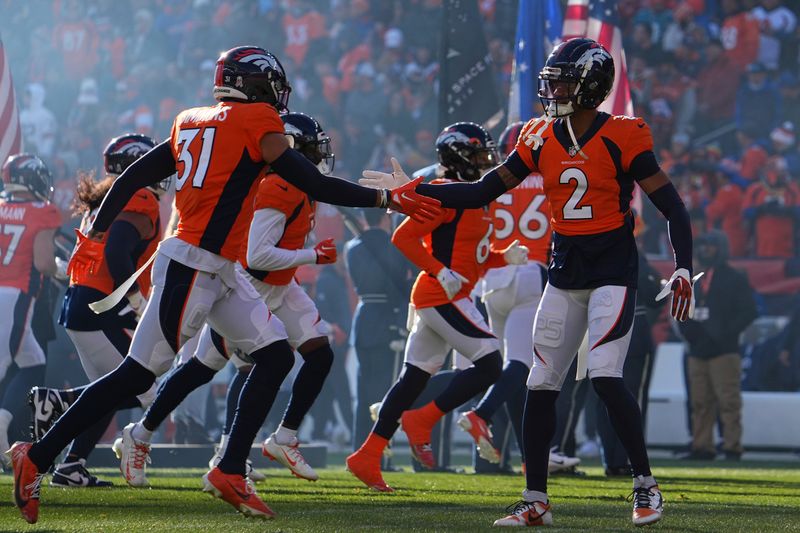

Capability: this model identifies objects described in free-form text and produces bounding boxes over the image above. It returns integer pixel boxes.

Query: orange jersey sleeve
[514,117,550,173]
[170,101,284,261]
[391,210,452,276]
[0,201,61,293]
[620,118,655,173]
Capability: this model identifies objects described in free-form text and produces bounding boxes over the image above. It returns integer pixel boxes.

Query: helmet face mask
[213,46,292,111]
[436,122,498,182]
[1,154,53,202]
[538,38,615,118]
[282,112,335,175]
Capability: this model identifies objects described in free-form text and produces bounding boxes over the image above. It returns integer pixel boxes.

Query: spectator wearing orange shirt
[283,1,327,67]
[719,0,760,73]
[743,156,800,258]
[735,127,770,184]
[705,167,747,257]
[51,0,99,82]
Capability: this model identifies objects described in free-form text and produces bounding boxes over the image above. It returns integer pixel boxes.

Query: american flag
[562,0,633,117]
[0,37,22,167]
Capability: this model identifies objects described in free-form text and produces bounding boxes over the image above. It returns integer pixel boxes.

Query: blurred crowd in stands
[2,0,800,259]
[2,0,800,447]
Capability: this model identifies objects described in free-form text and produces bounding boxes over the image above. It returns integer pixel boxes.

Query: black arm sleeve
[92,141,176,232]
[414,152,530,209]
[104,220,141,291]
[270,148,381,207]
[648,182,693,272]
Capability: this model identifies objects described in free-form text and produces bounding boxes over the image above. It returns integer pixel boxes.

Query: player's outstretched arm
[261,133,441,222]
[91,141,176,235]
[413,152,531,209]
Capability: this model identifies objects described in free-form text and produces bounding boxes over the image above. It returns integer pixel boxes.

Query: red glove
[67,229,106,279]
[314,238,337,264]
[388,176,443,223]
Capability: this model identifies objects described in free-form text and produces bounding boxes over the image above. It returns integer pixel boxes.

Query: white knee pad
[526,361,564,391]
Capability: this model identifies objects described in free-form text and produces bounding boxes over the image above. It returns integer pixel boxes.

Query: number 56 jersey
[514,113,660,290]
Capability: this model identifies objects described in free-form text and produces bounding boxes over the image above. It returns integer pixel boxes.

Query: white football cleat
[493,500,553,527]
[262,434,318,481]
[208,445,266,482]
[112,423,151,487]
[631,484,663,526]
[548,447,580,473]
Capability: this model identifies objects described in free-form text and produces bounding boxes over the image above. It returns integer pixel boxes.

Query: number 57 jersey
[514,113,659,290]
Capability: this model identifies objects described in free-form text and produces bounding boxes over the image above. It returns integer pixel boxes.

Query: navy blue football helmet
[538,38,615,117]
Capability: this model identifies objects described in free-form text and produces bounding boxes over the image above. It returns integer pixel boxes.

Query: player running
[368,39,695,527]
[27,134,166,488]
[460,122,579,475]
[118,112,339,486]
[347,122,528,492]
[8,46,438,524]
[0,155,61,468]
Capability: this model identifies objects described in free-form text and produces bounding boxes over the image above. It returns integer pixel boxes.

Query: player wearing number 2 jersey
[386,39,696,527]
[9,46,440,525]
[347,123,528,492]
[0,154,60,469]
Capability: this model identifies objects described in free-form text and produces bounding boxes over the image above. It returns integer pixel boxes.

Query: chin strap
[565,115,589,160]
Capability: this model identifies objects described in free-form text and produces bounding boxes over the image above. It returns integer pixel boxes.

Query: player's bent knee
[249,339,294,375]
[297,336,330,356]
[473,350,502,382]
[137,384,158,410]
[526,365,563,391]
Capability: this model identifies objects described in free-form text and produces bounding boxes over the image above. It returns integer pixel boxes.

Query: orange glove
[388,176,443,223]
[314,238,337,264]
[67,229,106,279]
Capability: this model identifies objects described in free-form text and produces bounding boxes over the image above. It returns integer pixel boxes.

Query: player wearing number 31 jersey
[9,45,440,525]
[404,38,697,528]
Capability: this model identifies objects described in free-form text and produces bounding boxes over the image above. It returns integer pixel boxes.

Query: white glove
[54,257,69,281]
[360,157,412,189]
[436,267,468,300]
[655,268,704,322]
[502,239,529,265]
[125,291,147,319]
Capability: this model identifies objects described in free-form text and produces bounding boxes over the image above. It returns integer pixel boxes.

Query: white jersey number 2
[560,168,593,220]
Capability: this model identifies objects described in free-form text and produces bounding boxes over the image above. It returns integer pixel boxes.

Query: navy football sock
[66,411,114,462]
[434,351,502,413]
[282,343,334,430]
[523,389,559,493]
[591,377,651,477]
[374,363,430,439]
[223,370,248,435]
[142,357,217,432]
[474,360,529,422]
[218,340,294,476]
[2,365,45,415]
[506,382,527,460]
[28,358,155,471]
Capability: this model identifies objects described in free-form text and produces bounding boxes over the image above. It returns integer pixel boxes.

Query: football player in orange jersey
[119,112,339,485]
[371,39,697,527]
[460,122,578,474]
[9,45,438,524]
[25,134,167,488]
[0,155,61,470]
[347,122,529,492]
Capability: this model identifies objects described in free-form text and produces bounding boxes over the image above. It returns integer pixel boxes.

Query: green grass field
[1,460,799,532]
